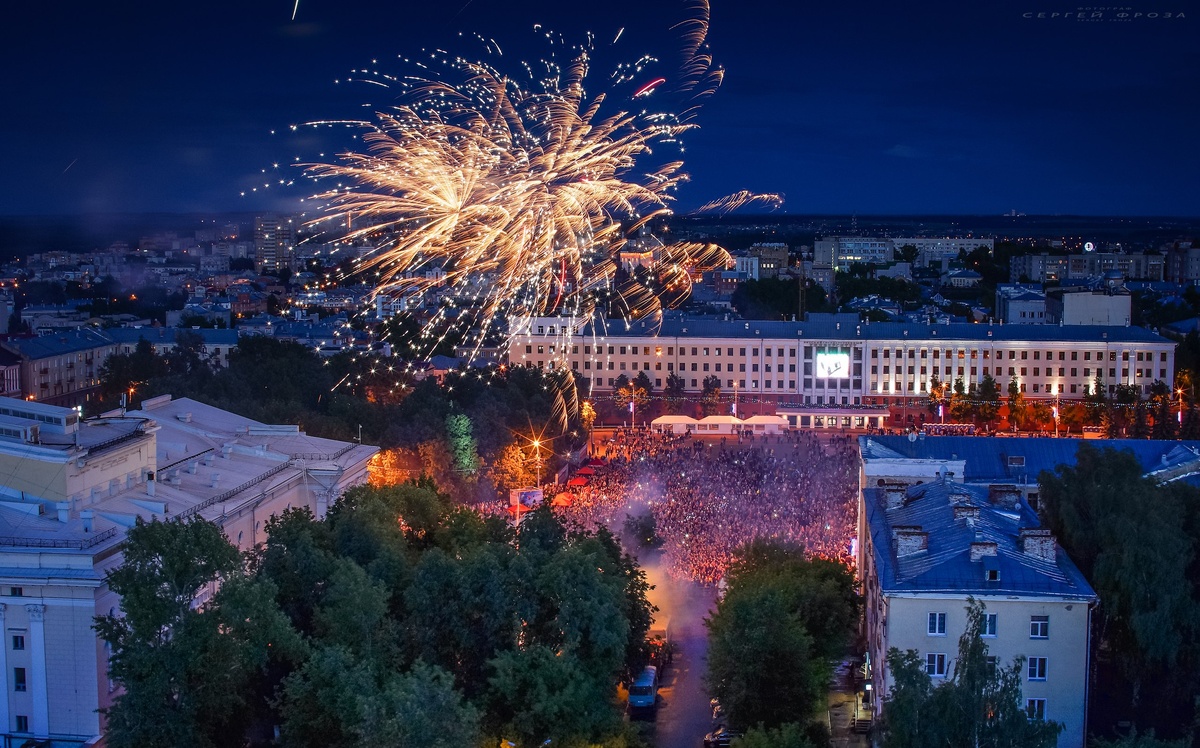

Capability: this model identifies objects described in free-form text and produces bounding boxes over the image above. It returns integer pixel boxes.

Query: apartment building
[857,470,1096,747]
[0,330,118,408]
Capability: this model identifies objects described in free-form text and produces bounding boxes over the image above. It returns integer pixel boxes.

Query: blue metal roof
[581,317,1169,345]
[2,329,114,359]
[863,481,1095,599]
[861,436,1200,484]
[107,328,238,346]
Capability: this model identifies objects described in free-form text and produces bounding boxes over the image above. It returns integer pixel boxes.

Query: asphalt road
[637,548,720,748]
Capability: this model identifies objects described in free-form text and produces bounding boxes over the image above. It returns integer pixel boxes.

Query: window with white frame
[1030,615,1049,639]
[926,653,947,677]
[928,612,947,636]
[1028,657,1048,681]
[983,613,998,637]
[1026,698,1046,720]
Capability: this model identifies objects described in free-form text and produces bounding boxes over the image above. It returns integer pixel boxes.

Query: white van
[627,665,658,712]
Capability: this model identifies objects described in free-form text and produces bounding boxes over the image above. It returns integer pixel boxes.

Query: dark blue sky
[3,0,1196,216]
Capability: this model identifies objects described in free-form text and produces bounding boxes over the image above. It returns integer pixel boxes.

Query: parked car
[703,725,742,748]
[627,665,658,713]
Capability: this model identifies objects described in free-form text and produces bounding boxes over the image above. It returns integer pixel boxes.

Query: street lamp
[531,439,542,490]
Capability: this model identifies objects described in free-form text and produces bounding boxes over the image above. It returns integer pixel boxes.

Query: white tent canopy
[696,415,745,434]
[741,415,789,434]
[651,415,699,434]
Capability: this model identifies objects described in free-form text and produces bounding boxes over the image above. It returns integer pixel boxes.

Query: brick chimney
[1020,527,1056,562]
[988,484,1021,510]
[885,485,907,510]
[970,538,998,562]
[953,504,980,523]
[893,526,928,557]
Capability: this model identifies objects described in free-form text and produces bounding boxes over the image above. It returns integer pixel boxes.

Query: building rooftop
[106,327,238,346]
[862,479,1095,599]
[0,395,376,557]
[861,435,1200,485]
[1,329,114,359]
[573,316,1170,345]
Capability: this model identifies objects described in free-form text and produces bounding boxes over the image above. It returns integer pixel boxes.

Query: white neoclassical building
[508,314,1176,430]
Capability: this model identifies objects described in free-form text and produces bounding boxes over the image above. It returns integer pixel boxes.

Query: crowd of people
[543,427,860,584]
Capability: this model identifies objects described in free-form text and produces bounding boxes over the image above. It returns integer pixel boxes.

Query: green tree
[880,600,1063,748]
[949,377,972,422]
[355,661,481,748]
[163,330,210,376]
[701,374,724,417]
[706,587,820,731]
[974,373,1002,427]
[279,645,377,748]
[732,277,806,319]
[490,442,536,490]
[486,645,619,747]
[1182,405,1200,440]
[1131,400,1151,439]
[95,518,299,748]
[99,337,168,400]
[664,372,687,414]
[1039,444,1200,733]
[445,412,481,476]
[1152,397,1179,440]
[734,722,824,748]
[705,541,856,731]
[1007,376,1026,431]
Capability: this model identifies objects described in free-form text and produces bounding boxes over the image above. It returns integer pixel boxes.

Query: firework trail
[692,190,784,215]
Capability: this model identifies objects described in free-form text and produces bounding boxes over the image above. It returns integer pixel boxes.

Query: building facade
[1,330,119,408]
[253,214,297,274]
[0,395,376,746]
[995,285,1048,324]
[857,442,1097,747]
[509,316,1176,427]
[891,237,994,268]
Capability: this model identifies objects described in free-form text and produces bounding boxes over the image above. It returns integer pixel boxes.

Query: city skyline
[3,0,1197,218]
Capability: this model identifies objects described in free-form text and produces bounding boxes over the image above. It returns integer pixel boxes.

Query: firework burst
[291,2,779,426]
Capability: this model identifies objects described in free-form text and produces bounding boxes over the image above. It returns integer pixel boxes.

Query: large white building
[0,395,376,745]
[509,315,1176,429]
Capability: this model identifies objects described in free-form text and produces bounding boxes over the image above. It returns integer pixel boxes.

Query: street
[639,547,719,748]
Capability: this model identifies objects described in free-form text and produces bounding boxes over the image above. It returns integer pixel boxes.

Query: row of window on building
[927,611,1049,638]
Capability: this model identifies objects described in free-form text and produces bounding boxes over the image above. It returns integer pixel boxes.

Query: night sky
[3,0,1197,217]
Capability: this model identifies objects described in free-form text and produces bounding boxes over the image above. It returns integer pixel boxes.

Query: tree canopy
[705,539,858,733]
[1038,444,1200,738]
[98,484,655,748]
